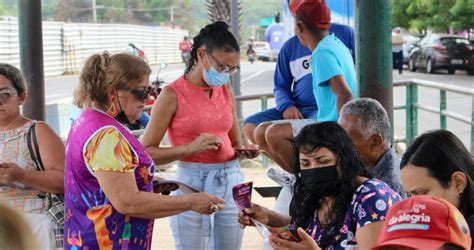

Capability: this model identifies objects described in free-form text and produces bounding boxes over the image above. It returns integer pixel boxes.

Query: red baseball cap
[373,196,471,250]
[289,0,331,29]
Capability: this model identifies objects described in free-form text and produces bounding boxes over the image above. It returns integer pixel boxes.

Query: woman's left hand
[0,163,25,184]
[234,144,260,159]
[269,228,321,250]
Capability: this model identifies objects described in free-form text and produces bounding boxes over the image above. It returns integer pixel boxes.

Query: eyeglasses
[0,89,17,103]
[206,51,240,74]
[122,86,153,101]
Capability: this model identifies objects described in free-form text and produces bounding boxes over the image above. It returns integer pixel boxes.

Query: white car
[254,41,278,62]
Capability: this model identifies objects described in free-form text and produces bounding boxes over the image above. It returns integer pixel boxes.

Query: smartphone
[269,225,301,242]
[288,227,301,242]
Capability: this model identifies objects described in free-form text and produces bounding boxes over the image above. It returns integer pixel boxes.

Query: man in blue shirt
[242,36,315,152]
[264,0,357,171]
[265,12,285,56]
[243,23,355,172]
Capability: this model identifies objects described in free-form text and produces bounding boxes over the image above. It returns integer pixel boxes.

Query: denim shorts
[271,119,317,137]
[243,106,318,126]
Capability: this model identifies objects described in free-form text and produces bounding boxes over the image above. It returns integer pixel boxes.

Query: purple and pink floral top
[306,179,402,249]
[64,109,155,249]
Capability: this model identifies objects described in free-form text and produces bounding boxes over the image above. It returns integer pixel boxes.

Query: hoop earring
[106,103,118,117]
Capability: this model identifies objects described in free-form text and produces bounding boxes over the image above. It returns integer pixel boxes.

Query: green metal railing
[134,79,473,155]
[235,93,274,110]
[393,79,474,154]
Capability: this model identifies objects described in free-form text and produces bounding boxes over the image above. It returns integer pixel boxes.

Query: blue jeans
[243,106,318,126]
[170,160,244,250]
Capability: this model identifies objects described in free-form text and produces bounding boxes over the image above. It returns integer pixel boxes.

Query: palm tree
[205,0,243,119]
[206,0,243,43]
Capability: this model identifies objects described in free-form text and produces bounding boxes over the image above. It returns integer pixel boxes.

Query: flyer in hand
[232,181,269,237]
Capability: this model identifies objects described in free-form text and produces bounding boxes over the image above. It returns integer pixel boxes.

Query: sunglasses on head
[122,86,152,101]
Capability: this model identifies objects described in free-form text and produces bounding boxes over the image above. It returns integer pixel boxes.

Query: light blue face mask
[202,54,230,87]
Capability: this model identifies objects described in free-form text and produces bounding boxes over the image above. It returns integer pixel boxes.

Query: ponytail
[74,51,151,108]
[185,21,240,74]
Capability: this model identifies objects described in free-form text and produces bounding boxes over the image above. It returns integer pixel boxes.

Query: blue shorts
[243,106,318,125]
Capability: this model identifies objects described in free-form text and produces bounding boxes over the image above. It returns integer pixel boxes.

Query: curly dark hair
[184,21,240,74]
[289,122,370,247]
[401,130,474,219]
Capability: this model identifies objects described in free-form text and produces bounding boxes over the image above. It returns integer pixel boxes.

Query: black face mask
[301,165,339,197]
[114,96,130,124]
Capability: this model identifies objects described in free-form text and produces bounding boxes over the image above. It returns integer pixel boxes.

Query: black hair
[400,130,474,219]
[441,243,465,250]
[275,12,281,23]
[289,122,370,248]
[185,21,240,74]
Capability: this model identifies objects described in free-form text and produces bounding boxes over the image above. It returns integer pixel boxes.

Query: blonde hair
[0,204,37,249]
[74,51,151,108]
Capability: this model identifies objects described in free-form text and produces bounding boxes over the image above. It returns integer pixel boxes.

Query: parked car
[402,34,421,65]
[409,33,474,75]
[253,41,278,62]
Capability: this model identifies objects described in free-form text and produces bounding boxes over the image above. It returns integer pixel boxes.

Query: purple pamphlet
[232,181,253,210]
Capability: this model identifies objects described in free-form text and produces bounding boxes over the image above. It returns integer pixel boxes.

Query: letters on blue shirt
[274,24,355,114]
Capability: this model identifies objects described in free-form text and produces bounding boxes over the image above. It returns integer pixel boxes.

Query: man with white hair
[339,98,406,197]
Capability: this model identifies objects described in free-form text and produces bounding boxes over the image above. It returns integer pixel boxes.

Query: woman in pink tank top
[142,22,259,250]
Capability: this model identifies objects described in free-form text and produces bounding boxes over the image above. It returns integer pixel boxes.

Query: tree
[42,1,58,21]
[423,0,456,32]
[206,0,243,43]
[0,4,7,16]
[0,0,15,17]
[55,0,92,22]
[241,0,281,41]
[391,0,418,30]
[392,0,474,34]
[450,0,474,32]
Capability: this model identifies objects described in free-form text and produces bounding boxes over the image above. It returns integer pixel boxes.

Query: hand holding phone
[270,225,301,242]
[235,145,260,159]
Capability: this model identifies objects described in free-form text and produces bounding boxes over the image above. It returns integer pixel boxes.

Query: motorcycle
[125,43,148,63]
[247,51,257,64]
[181,51,191,65]
[150,61,168,98]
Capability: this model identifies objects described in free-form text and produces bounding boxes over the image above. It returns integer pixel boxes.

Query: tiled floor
[151,164,280,249]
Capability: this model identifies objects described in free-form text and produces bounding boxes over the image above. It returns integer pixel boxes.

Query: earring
[106,103,118,117]
[458,191,464,197]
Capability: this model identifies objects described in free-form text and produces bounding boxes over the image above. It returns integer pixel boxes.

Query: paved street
[42,59,473,249]
[44,60,472,149]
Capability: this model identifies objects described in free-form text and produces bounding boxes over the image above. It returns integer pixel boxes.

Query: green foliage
[8,0,287,41]
[392,0,473,34]
[450,0,474,30]
[0,5,7,16]
[42,1,58,21]
[0,0,15,17]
